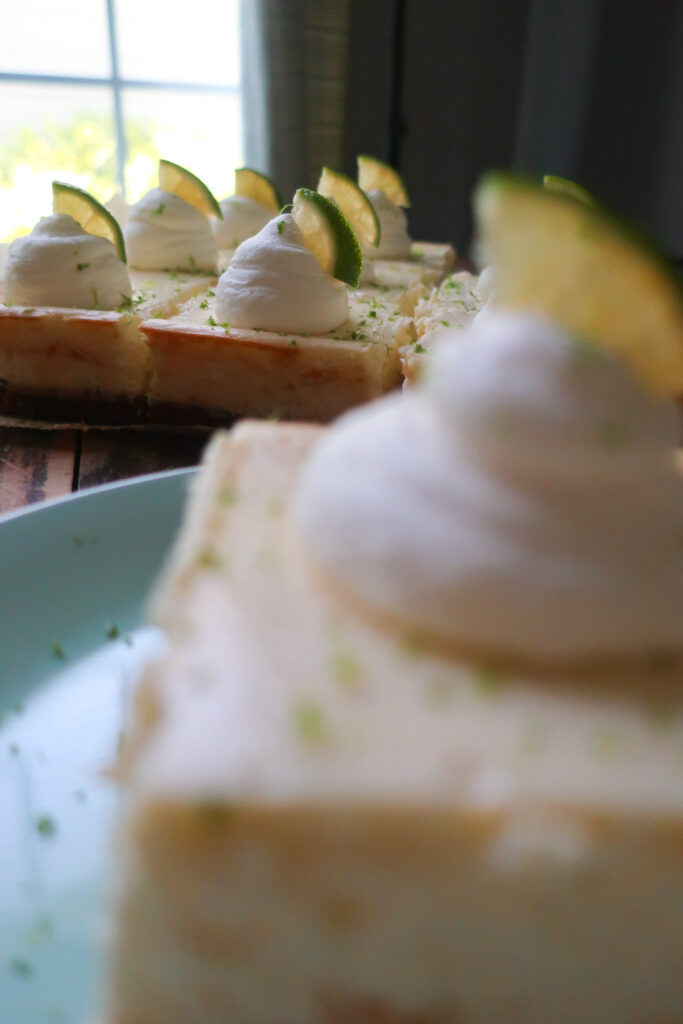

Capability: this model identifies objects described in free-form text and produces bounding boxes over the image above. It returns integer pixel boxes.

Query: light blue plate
[0,469,196,1024]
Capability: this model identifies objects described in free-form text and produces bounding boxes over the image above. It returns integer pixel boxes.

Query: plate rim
[0,464,198,527]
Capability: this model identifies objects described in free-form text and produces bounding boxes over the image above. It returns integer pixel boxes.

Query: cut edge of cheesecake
[0,306,151,424]
[105,420,683,1024]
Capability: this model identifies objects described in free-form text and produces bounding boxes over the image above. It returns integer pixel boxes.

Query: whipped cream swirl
[295,312,683,661]
[125,188,217,272]
[3,214,131,309]
[215,214,348,333]
[213,196,274,250]
[367,189,412,259]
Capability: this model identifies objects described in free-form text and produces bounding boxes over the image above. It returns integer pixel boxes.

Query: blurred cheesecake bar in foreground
[107,409,682,1024]
[104,175,683,1024]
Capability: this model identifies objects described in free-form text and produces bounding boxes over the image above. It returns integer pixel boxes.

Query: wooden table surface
[0,425,208,516]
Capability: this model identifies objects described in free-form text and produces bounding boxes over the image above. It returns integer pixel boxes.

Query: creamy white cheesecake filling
[3,214,132,309]
[367,189,412,259]
[215,214,348,333]
[296,312,683,660]
[213,195,274,249]
[125,188,217,272]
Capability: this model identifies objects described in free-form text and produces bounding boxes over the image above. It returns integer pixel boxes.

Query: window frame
[0,0,239,198]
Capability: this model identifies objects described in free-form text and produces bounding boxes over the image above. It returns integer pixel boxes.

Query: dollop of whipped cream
[4,214,131,309]
[213,195,273,249]
[367,189,412,259]
[295,312,683,661]
[215,214,348,333]
[124,188,217,272]
[105,191,129,228]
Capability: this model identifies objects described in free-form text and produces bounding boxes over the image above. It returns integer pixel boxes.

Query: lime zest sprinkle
[9,957,33,978]
[293,699,327,744]
[218,485,238,506]
[331,649,362,690]
[197,547,223,569]
[36,815,57,837]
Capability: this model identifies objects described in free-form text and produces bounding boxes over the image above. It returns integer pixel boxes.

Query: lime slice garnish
[317,167,380,247]
[543,174,595,206]
[52,181,127,263]
[357,154,410,208]
[234,167,283,213]
[475,173,683,395]
[292,187,362,287]
[158,159,222,219]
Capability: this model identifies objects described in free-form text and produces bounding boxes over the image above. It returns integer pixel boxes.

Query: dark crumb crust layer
[0,382,148,425]
[0,381,239,429]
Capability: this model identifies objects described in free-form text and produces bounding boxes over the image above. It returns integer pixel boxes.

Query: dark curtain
[241,0,682,257]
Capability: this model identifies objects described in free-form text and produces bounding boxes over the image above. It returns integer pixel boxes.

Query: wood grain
[0,427,78,515]
[77,429,207,491]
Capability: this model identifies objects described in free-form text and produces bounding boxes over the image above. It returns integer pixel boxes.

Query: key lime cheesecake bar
[0,178,216,422]
[104,178,683,1024]
[142,190,411,424]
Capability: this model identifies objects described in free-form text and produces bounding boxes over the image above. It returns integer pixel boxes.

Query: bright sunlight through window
[0,0,243,242]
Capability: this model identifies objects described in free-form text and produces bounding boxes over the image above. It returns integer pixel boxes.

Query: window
[0,0,243,242]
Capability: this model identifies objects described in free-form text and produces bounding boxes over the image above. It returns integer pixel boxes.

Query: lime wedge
[543,174,595,206]
[317,167,380,247]
[52,181,126,263]
[292,187,362,287]
[158,159,222,218]
[475,173,683,395]
[357,155,410,208]
[234,167,283,213]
